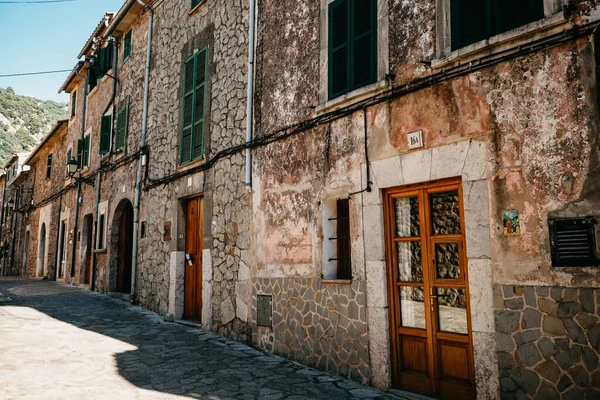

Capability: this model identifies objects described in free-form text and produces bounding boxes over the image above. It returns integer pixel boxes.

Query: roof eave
[24,120,69,166]
[104,0,141,38]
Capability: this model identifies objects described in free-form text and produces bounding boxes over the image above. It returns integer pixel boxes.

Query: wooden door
[384,178,475,399]
[84,217,92,284]
[117,202,133,293]
[184,197,203,321]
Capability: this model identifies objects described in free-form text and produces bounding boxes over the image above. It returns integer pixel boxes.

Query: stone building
[6,0,600,399]
[248,0,600,399]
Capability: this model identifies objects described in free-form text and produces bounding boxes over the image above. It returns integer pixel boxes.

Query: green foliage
[0,87,68,167]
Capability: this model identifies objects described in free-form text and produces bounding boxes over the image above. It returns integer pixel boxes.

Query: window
[46,154,53,180]
[191,0,202,9]
[88,65,98,92]
[115,103,129,152]
[123,30,132,62]
[71,91,77,118]
[66,149,72,177]
[450,0,544,50]
[99,115,112,155]
[181,48,207,164]
[96,43,114,80]
[322,198,352,280]
[77,134,91,169]
[549,217,598,267]
[328,0,377,100]
[96,205,108,251]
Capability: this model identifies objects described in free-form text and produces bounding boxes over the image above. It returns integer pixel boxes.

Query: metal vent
[549,217,598,267]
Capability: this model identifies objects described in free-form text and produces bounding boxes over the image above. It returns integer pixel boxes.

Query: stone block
[514,329,541,345]
[551,287,563,302]
[516,343,542,367]
[495,310,521,333]
[508,368,540,395]
[539,298,559,317]
[569,365,590,387]
[496,333,516,353]
[537,337,557,359]
[472,331,500,400]
[221,297,235,324]
[582,347,598,373]
[367,307,390,390]
[558,373,574,392]
[535,359,561,383]
[505,298,524,310]
[365,261,387,308]
[522,308,542,330]
[498,352,516,370]
[580,289,595,314]
[462,180,491,259]
[369,155,403,190]
[467,259,494,333]
[542,315,565,336]
[400,149,432,185]
[431,140,470,180]
[537,382,560,400]
[363,205,385,262]
[462,140,487,181]
[558,302,582,319]
[576,313,598,329]
[523,287,536,307]
[564,320,587,345]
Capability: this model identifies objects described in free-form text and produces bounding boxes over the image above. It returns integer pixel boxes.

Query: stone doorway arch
[110,199,134,294]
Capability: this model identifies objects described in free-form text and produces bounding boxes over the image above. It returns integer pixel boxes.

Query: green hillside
[0,87,68,167]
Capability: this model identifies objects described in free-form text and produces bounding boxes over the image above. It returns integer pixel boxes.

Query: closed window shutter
[181,57,195,164]
[451,0,489,50]
[66,149,72,177]
[116,104,128,152]
[124,30,132,61]
[99,115,111,155]
[329,0,349,99]
[351,0,377,90]
[191,0,201,9]
[84,135,90,167]
[77,139,84,169]
[97,47,106,79]
[492,0,543,36]
[193,50,206,160]
[71,91,76,118]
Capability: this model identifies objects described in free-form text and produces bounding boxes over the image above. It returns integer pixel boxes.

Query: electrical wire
[0,69,72,78]
[0,0,75,3]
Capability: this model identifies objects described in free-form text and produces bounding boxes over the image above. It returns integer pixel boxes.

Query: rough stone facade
[495,285,600,399]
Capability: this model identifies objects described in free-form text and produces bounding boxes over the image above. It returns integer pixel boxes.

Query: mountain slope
[0,87,68,167]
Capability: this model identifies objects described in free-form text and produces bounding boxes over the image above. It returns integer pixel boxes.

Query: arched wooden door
[117,202,134,293]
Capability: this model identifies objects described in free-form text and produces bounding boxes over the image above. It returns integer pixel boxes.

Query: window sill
[87,86,99,98]
[189,0,207,16]
[100,70,113,83]
[315,79,389,116]
[94,249,107,254]
[321,279,352,285]
[432,12,569,70]
[178,157,205,172]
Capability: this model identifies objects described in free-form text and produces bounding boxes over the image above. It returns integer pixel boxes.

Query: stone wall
[494,285,600,399]
[252,278,370,384]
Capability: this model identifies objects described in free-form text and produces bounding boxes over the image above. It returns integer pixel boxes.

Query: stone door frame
[361,140,499,398]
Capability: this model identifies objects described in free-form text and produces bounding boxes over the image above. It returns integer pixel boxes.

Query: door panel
[384,178,475,400]
[184,197,203,321]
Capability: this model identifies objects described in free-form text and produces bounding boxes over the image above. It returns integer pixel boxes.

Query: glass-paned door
[384,178,475,400]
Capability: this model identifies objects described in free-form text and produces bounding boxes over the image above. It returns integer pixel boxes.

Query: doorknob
[185,254,193,266]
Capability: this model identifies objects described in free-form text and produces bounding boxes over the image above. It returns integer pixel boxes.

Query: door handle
[185,254,193,266]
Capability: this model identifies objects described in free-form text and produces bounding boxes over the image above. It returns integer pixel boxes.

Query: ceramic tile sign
[503,210,520,236]
[408,130,423,150]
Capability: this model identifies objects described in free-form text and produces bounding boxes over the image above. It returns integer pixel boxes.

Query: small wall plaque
[503,210,520,236]
[163,221,172,241]
[408,130,423,150]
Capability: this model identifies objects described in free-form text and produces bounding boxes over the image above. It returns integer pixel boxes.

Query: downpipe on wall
[131,0,153,302]
[72,68,89,284]
[245,0,256,189]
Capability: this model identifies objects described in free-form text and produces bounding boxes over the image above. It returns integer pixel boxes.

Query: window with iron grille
[328,0,377,100]
[549,217,598,267]
[46,154,53,180]
[323,198,352,280]
[180,48,207,164]
[450,0,544,50]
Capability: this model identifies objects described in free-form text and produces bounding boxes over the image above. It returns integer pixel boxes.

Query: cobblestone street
[0,278,406,400]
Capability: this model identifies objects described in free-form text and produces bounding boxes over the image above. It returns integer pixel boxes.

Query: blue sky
[0,0,125,102]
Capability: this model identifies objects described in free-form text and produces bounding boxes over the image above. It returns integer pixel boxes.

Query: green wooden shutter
[88,65,97,92]
[191,0,201,9]
[492,0,543,36]
[99,115,112,155]
[84,135,90,167]
[124,30,132,62]
[350,0,377,90]
[66,149,72,177]
[116,104,128,152]
[97,47,106,79]
[77,138,84,169]
[451,0,489,51]
[193,49,207,160]
[181,56,195,164]
[328,0,349,100]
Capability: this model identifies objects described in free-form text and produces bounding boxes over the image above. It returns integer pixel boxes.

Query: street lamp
[67,156,79,178]
[7,198,15,210]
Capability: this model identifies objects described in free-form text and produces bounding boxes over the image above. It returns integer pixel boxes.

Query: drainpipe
[245,0,256,189]
[131,0,153,301]
[91,39,118,291]
[71,67,89,284]
[53,193,62,280]
[9,187,20,276]
[0,170,7,276]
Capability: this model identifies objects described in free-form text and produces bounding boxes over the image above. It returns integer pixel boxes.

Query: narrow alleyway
[0,278,406,400]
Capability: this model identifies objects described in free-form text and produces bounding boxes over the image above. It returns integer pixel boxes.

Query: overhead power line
[0,69,72,78]
[0,0,76,3]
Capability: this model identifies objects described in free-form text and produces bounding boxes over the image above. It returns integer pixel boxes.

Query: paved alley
[0,278,406,400]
